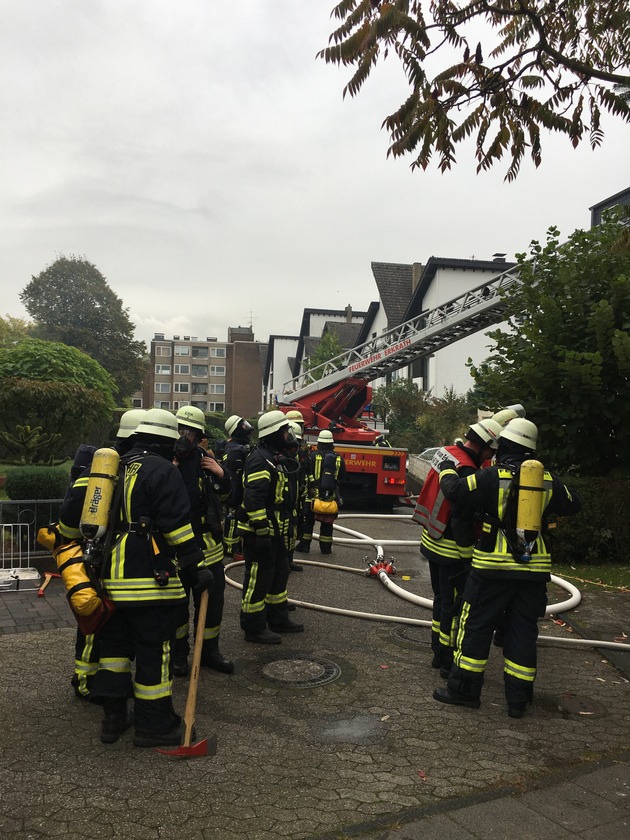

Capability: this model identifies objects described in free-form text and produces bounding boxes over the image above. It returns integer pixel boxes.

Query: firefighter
[413,418,503,677]
[296,430,346,555]
[237,409,304,643]
[59,408,147,700]
[88,408,214,747]
[433,419,582,718]
[172,406,234,677]
[285,409,309,571]
[285,420,307,577]
[221,414,254,557]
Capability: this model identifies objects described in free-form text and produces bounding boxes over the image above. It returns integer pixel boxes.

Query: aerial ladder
[277,263,522,504]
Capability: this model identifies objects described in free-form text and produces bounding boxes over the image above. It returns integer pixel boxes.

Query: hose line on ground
[224,513,630,654]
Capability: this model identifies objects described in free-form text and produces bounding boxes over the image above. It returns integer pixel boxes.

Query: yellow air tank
[516,459,544,536]
[80,448,120,542]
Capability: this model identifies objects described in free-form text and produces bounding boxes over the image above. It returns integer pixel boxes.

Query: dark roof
[323,320,363,349]
[293,307,368,371]
[370,263,414,327]
[403,256,517,320]
[589,187,630,227]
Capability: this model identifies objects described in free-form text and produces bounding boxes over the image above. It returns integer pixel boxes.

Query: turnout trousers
[90,603,181,735]
[447,570,547,705]
[174,558,226,659]
[239,534,290,633]
[428,559,469,671]
[72,628,100,698]
[301,506,334,553]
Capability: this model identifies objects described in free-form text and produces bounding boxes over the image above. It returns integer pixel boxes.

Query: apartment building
[134,327,266,420]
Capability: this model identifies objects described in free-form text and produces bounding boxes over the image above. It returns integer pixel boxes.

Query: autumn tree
[20,255,148,401]
[319,1,630,179]
[468,208,630,475]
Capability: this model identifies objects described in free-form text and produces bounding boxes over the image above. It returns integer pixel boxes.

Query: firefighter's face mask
[175,428,199,459]
[281,426,297,452]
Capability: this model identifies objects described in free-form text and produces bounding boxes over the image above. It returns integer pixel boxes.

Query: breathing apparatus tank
[80,448,120,564]
[515,459,544,562]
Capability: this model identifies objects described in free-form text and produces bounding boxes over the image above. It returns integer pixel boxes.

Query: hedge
[549,477,630,566]
[4,466,70,501]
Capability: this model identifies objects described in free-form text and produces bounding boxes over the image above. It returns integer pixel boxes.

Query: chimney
[412,262,423,292]
[345,304,352,323]
[492,253,507,263]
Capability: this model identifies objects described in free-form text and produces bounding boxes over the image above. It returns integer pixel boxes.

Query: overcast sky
[1,1,628,349]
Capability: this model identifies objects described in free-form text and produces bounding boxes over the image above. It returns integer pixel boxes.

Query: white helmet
[286,409,304,423]
[468,418,502,449]
[317,430,334,444]
[225,414,243,436]
[175,405,206,433]
[288,421,303,441]
[500,418,538,451]
[257,410,290,439]
[135,408,179,441]
[492,404,526,427]
[117,409,147,439]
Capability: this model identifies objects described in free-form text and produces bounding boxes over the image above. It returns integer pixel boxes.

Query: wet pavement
[1,509,629,839]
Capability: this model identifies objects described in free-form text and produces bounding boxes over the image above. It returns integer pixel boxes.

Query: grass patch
[551,563,630,593]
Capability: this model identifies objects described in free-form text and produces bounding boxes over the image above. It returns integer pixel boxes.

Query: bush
[549,477,630,565]
[5,466,70,500]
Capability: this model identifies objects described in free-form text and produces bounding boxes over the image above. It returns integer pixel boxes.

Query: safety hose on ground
[224,513,630,655]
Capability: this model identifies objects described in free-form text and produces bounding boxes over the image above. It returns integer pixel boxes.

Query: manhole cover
[250,654,342,688]
[392,625,431,647]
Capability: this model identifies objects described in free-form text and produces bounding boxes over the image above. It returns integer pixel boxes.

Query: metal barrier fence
[0,499,63,591]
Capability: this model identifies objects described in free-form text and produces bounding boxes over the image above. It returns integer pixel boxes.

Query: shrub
[5,466,70,501]
[549,477,630,565]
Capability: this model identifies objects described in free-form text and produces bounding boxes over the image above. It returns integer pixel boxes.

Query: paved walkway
[1,511,629,839]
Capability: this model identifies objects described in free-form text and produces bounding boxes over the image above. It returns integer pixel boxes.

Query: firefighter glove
[189,565,215,595]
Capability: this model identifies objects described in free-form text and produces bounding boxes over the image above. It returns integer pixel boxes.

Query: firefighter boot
[433,686,480,709]
[295,541,310,553]
[100,698,133,744]
[269,618,305,633]
[172,651,189,678]
[201,638,234,674]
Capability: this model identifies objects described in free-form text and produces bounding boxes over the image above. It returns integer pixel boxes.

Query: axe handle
[181,588,208,747]
[37,572,61,597]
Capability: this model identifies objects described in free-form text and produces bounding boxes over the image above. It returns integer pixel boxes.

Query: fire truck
[277,263,520,505]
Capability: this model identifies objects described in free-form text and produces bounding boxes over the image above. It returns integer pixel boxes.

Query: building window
[155,383,170,393]
[132,398,143,408]
[192,400,208,411]
[173,401,190,409]
[192,347,209,358]
[174,382,190,393]
[154,400,170,409]
[192,383,208,395]
[155,364,171,375]
[209,384,225,394]
[210,347,226,358]
[175,345,191,356]
[209,365,226,376]
[192,364,208,377]
[208,402,225,412]
[155,345,172,357]
[174,364,190,375]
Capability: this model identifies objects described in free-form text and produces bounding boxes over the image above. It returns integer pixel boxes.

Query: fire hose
[224,513,630,654]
